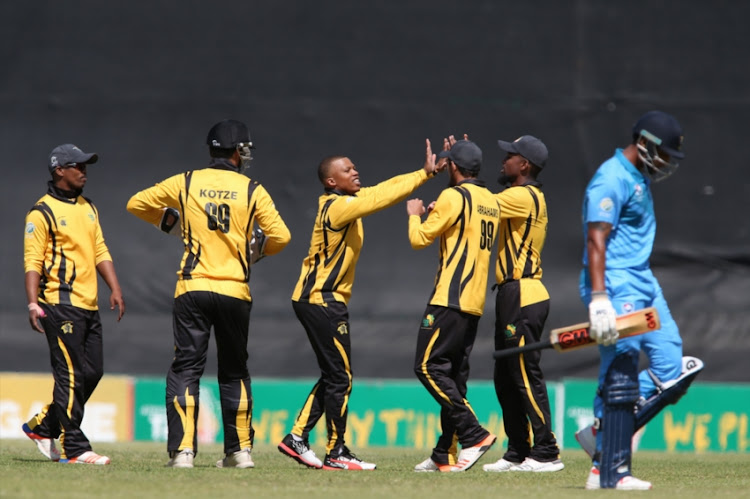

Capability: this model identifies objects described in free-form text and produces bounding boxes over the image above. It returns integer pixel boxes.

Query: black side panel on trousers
[167,291,253,455]
[291,300,352,456]
[493,280,559,462]
[39,303,103,459]
[413,304,488,462]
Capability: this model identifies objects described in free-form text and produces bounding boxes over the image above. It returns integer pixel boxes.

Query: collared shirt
[24,182,112,310]
[582,148,655,270]
[408,179,501,316]
[127,159,290,301]
[293,168,429,305]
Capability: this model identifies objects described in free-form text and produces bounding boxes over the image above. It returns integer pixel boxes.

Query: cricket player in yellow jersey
[127,120,291,469]
[482,135,563,473]
[407,139,499,473]
[23,144,125,465]
[277,140,446,471]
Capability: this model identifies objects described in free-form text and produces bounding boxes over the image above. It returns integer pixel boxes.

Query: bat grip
[492,340,552,359]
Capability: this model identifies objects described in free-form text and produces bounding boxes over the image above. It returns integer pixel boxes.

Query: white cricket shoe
[61,450,110,465]
[615,476,653,490]
[166,449,194,468]
[483,458,521,472]
[413,457,454,472]
[511,457,564,472]
[585,466,601,489]
[585,467,652,490]
[22,423,60,461]
[217,448,255,468]
[450,434,496,472]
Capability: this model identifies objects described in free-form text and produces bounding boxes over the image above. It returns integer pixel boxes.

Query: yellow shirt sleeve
[407,188,459,249]
[126,174,184,225]
[249,184,291,256]
[327,169,429,228]
[23,209,49,274]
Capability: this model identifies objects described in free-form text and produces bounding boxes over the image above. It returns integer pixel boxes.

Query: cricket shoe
[278,433,323,469]
[483,458,521,472]
[450,433,496,472]
[217,448,254,468]
[22,423,60,461]
[575,424,597,458]
[414,457,454,472]
[323,447,376,470]
[511,457,564,472]
[60,451,110,465]
[585,466,601,490]
[166,449,194,468]
[585,467,652,490]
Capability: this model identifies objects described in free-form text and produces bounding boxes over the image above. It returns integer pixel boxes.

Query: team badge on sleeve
[25,222,35,236]
[599,198,614,212]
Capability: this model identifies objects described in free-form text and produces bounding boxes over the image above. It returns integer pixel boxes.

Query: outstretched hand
[422,139,438,175]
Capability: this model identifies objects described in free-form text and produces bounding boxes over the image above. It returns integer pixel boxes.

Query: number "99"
[205,202,231,233]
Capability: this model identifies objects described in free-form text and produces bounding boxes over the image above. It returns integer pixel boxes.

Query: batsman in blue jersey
[576,111,703,490]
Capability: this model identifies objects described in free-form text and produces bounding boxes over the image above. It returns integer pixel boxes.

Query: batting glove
[588,291,618,346]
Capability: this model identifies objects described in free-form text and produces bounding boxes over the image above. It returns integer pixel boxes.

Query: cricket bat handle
[492,339,553,359]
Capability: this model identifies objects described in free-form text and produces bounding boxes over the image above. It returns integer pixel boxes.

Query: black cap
[437,140,482,172]
[206,119,253,149]
[497,135,548,168]
[632,111,684,159]
[48,144,98,172]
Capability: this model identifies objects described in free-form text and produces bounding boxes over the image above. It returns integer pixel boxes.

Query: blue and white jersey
[582,149,655,269]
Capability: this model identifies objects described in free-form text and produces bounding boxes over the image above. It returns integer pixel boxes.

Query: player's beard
[497,172,516,187]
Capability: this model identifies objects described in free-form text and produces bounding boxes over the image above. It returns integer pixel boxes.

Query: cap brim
[497,140,518,154]
[437,150,452,159]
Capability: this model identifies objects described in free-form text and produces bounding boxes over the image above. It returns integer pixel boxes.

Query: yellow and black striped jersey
[127,162,291,302]
[24,184,112,310]
[292,168,430,305]
[408,179,500,316]
[495,183,549,307]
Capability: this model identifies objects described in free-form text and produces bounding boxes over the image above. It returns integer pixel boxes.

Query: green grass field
[1,439,748,498]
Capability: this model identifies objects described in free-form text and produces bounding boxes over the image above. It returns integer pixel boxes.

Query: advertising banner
[0,373,132,442]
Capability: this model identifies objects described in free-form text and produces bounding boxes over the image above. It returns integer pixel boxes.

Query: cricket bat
[492,307,660,359]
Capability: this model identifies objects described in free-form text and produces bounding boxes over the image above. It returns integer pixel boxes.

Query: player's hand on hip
[588,291,618,346]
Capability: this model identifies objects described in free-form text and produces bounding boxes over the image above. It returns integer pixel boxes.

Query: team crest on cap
[50,156,59,167]
[61,321,74,335]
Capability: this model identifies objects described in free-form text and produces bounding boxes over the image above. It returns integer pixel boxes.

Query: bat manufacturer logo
[645,311,657,329]
[557,328,593,350]
[61,321,74,335]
